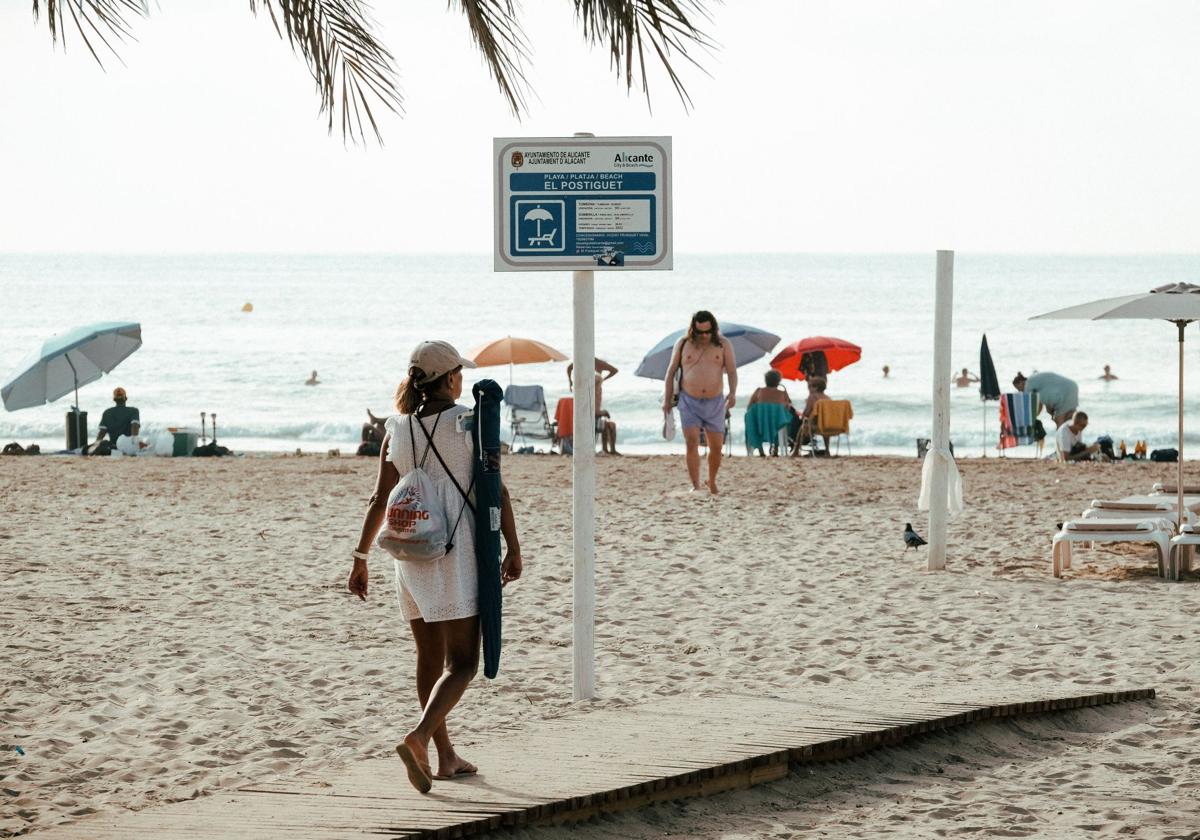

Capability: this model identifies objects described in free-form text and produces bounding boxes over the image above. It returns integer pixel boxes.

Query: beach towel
[503,384,545,412]
[999,392,1039,449]
[815,399,853,434]
[917,446,964,518]
[744,402,792,451]
[554,397,574,439]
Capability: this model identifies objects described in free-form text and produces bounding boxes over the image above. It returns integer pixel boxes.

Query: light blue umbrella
[635,322,781,380]
[2,323,143,446]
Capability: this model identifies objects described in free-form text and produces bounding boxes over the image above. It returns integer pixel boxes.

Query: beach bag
[377,413,472,561]
[1151,448,1178,463]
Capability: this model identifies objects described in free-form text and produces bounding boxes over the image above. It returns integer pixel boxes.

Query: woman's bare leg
[402,616,481,777]
[409,619,476,777]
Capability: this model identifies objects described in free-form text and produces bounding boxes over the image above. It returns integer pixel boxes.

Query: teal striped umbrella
[2,322,143,451]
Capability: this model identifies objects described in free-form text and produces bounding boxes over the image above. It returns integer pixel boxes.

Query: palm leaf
[31,0,713,141]
[573,0,714,111]
[32,1,146,67]
[249,1,404,145]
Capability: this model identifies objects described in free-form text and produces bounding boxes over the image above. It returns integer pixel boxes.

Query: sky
[1,0,1197,254]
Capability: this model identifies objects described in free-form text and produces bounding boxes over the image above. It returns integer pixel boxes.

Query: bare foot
[707,481,720,495]
[396,734,433,793]
[434,752,478,780]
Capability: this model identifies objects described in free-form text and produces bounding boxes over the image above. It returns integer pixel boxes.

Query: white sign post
[928,250,954,572]
[495,135,672,701]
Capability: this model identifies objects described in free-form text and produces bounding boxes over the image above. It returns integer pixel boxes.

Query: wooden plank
[29,685,1154,840]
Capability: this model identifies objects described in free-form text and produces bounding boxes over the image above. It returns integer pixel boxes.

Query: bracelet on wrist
[351,549,369,561]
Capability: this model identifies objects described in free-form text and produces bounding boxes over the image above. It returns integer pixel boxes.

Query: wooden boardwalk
[35,685,1153,839]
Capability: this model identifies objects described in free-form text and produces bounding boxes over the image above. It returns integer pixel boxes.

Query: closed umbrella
[635,322,781,380]
[466,336,568,386]
[2,321,143,451]
[770,336,861,381]
[1032,282,1200,534]
[979,335,1001,457]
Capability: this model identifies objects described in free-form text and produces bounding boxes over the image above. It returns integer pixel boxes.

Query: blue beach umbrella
[2,322,143,447]
[634,322,781,380]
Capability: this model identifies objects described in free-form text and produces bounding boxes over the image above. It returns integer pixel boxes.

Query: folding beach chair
[814,399,853,456]
[503,384,555,451]
[743,402,792,456]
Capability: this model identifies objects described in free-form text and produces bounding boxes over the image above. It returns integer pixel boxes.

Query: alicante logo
[511,151,524,168]
[613,152,653,167]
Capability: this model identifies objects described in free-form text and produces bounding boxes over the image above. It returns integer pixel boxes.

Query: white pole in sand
[572,267,596,700]
[928,250,954,571]
[572,133,597,701]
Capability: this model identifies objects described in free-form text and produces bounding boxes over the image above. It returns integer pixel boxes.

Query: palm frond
[450,0,531,116]
[573,0,714,111]
[249,0,404,145]
[32,0,146,67]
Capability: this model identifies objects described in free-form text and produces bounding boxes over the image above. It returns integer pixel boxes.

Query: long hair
[393,366,453,415]
[688,310,721,345]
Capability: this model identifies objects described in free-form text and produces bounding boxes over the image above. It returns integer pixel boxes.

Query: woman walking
[348,340,523,793]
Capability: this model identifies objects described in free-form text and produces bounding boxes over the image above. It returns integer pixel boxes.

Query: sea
[2,253,1199,458]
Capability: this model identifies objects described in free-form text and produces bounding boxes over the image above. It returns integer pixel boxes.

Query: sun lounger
[1081,499,1191,526]
[1151,483,1200,496]
[1052,519,1170,578]
[1170,524,1200,580]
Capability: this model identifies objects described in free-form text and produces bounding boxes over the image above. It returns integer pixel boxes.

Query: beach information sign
[493,136,672,272]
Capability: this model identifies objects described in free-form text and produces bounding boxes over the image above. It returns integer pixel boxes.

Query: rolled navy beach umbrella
[472,379,504,679]
[634,322,781,380]
[1032,282,1200,543]
[978,334,1001,456]
[2,321,142,451]
[770,336,861,381]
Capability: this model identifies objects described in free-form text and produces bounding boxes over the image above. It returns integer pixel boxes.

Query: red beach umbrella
[770,336,862,381]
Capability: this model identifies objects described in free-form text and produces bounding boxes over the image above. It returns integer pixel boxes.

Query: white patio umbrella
[1032,282,1200,529]
[2,321,143,450]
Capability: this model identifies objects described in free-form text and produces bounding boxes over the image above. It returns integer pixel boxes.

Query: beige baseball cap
[409,340,476,382]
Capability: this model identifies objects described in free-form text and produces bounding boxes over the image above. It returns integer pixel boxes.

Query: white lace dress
[384,406,478,623]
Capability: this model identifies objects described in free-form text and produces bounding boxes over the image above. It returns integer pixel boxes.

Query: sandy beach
[3,453,1199,837]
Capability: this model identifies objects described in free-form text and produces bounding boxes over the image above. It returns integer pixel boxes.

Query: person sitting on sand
[954,368,980,388]
[567,358,620,455]
[305,370,320,386]
[663,311,737,494]
[747,370,796,456]
[88,387,140,456]
[1056,411,1102,461]
[1100,365,1118,381]
[358,409,387,456]
[1013,371,1079,429]
[349,339,523,793]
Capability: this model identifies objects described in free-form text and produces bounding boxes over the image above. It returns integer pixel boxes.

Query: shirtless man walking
[663,311,737,494]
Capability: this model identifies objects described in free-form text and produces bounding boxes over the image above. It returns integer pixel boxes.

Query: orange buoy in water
[241,302,253,313]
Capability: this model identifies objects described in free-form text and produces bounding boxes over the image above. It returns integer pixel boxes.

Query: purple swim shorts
[677,392,727,435]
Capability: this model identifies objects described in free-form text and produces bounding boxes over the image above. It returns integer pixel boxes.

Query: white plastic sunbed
[1081,499,1194,526]
[1051,519,1171,579]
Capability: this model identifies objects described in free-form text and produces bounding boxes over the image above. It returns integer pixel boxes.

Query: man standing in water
[663,311,737,494]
